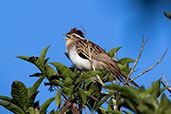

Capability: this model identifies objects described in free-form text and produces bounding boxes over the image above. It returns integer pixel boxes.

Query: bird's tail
[106,60,140,88]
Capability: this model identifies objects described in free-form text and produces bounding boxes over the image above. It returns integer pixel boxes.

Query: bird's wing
[94,53,140,88]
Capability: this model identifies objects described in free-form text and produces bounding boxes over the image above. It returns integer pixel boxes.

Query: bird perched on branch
[64,27,139,88]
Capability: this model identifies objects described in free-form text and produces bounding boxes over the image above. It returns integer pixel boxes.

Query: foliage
[0,46,170,114]
[164,12,171,20]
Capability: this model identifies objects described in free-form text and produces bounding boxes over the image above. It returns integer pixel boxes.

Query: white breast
[67,46,92,70]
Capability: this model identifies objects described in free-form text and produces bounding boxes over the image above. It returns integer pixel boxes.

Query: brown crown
[67,28,84,38]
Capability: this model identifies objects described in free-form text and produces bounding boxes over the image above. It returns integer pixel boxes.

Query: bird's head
[64,28,85,40]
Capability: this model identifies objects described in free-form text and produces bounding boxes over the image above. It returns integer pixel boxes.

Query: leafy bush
[0,46,170,114]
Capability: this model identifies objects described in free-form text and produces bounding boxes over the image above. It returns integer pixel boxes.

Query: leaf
[55,89,62,108]
[118,58,135,75]
[27,91,39,108]
[16,56,30,62]
[63,77,73,87]
[75,71,101,84]
[105,85,139,103]
[31,75,45,94]
[50,62,76,78]
[62,86,74,98]
[0,96,12,102]
[164,12,171,20]
[40,46,50,61]
[0,101,25,114]
[118,58,135,65]
[123,110,133,114]
[11,81,28,111]
[78,88,87,104]
[160,93,170,107]
[146,79,160,98]
[95,93,112,111]
[40,97,55,114]
[108,47,121,58]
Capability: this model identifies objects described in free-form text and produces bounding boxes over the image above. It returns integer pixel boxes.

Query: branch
[129,48,168,82]
[59,100,72,114]
[161,73,171,93]
[126,35,148,82]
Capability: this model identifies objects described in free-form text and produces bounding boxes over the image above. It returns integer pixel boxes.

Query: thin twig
[161,73,171,93]
[83,106,88,114]
[129,48,168,82]
[126,35,148,83]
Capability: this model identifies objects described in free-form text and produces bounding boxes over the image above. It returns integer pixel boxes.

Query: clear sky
[0,0,171,113]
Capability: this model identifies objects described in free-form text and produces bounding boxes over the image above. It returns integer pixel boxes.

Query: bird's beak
[63,33,69,40]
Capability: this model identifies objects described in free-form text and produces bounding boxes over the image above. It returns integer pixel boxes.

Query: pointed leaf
[95,93,112,111]
[16,56,30,62]
[118,58,135,65]
[0,96,12,102]
[11,81,28,110]
[160,93,170,107]
[55,89,62,107]
[27,91,39,108]
[40,97,55,114]
[0,101,25,114]
[62,86,74,97]
[108,47,121,58]
[146,79,160,98]
[50,62,75,78]
[75,71,101,84]
[78,88,87,104]
[164,12,171,20]
[63,77,73,87]
[40,46,50,61]
[31,75,45,94]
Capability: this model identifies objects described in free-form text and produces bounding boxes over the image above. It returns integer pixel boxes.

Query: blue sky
[0,0,171,113]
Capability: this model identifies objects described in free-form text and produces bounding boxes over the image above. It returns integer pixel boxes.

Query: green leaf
[78,88,87,104]
[31,75,45,94]
[118,58,135,65]
[0,101,25,114]
[95,93,112,111]
[55,89,62,107]
[11,81,28,111]
[40,97,55,114]
[27,91,39,108]
[16,56,30,62]
[164,12,171,20]
[105,85,139,103]
[146,79,160,98]
[108,47,121,58]
[118,58,135,75]
[123,111,133,114]
[75,71,101,84]
[40,46,50,61]
[160,93,170,107]
[62,86,74,98]
[0,96,12,102]
[63,77,73,87]
[50,62,76,78]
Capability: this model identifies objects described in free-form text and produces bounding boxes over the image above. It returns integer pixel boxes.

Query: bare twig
[83,106,88,114]
[129,48,168,82]
[126,35,148,83]
[161,73,171,93]
[59,101,72,114]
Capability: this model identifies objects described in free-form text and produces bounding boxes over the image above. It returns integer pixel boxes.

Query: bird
[64,27,139,88]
